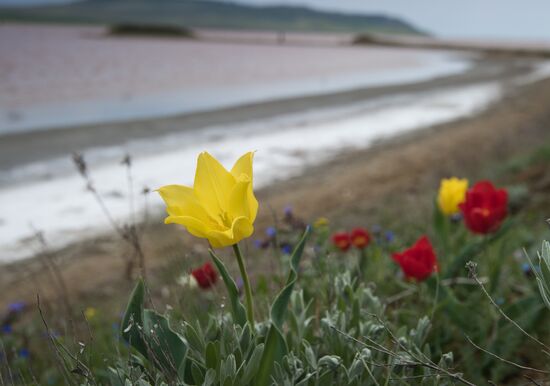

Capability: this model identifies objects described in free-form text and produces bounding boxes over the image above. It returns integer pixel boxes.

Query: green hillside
[0,0,425,35]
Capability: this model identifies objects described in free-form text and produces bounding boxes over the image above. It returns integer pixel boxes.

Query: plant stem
[233,243,255,329]
[359,248,368,277]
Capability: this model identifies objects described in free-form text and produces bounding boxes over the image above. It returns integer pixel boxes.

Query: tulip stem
[233,243,255,329]
[358,248,368,279]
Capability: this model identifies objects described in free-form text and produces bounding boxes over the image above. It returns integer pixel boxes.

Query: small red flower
[191,262,217,289]
[459,181,508,234]
[350,227,371,249]
[332,232,351,251]
[392,236,438,281]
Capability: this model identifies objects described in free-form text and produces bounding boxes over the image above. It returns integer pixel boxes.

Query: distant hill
[0,0,426,35]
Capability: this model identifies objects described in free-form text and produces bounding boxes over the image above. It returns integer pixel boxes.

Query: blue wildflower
[19,348,30,359]
[236,277,244,292]
[266,227,277,238]
[2,325,12,334]
[8,302,25,313]
[384,231,395,243]
[284,206,293,217]
[521,263,531,274]
[450,213,463,223]
[281,244,293,255]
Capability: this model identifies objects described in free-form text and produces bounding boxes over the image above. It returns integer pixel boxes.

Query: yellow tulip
[437,177,468,216]
[158,151,258,248]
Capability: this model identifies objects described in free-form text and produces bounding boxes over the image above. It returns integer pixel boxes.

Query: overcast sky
[2,0,550,41]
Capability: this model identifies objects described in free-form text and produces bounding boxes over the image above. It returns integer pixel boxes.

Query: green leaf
[209,250,247,327]
[203,369,217,386]
[444,220,513,279]
[255,327,287,386]
[241,344,264,385]
[271,227,311,330]
[536,277,550,309]
[142,310,188,375]
[120,279,148,358]
[120,279,188,377]
[205,341,219,370]
[191,361,205,385]
[184,321,205,355]
[432,197,449,253]
[256,227,311,386]
[221,354,236,385]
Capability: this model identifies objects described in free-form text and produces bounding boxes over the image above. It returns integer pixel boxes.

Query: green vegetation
[0,0,425,35]
[1,138,550,384]
[108,23,193,38]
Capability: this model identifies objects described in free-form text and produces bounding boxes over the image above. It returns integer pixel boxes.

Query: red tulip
[350,227,371,249]
[392,236,438,281]
[191,262,217,289]
[332,232,351,252]
[459,181,508,234]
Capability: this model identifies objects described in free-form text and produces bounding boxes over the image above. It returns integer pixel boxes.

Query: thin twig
[523,374,543,386]
[465,335,550,374]
[72,152,147,280]
[30,227,76,336]
[37,295,77,386]
[385,276,489,305]
[466,261,550,352]
[330,325,411,364]
[368,313,476,386]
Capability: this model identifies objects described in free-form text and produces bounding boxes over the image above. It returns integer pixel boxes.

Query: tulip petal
[157,184,212,223]
[165,215,211,239]
[207,216,254,248]
[228,177,259,223]
[194,152,236,217]
[230,151,254,180]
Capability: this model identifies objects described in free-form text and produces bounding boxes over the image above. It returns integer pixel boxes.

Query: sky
[2,0,550,41]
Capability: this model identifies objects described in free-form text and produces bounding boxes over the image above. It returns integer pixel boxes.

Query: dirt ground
[2,71,550,312]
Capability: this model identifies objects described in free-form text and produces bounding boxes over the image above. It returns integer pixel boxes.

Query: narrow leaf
[256,227,311,386]
[209,250,247,326]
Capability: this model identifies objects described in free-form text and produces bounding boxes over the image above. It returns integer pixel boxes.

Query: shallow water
[0,25,471,134]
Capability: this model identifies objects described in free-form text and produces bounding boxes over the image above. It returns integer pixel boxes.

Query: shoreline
[0,55,545,262]
[0,57,534,260]
[0,56,535,172]
[1,74,550,306]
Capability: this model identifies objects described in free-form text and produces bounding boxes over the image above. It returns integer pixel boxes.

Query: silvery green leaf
[317,355,342,369]
[305,345,317,370]
[241,344,264,385]
[347,358,364,381]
